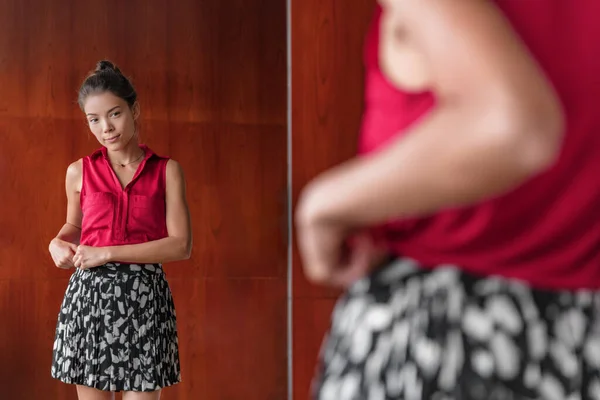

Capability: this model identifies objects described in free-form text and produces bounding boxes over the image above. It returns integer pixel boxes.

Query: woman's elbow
[498,92,566,177]
[521,109,564,174]
[183,239,192,260]
[176,237,192,260]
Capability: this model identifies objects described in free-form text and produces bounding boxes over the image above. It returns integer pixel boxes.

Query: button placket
[122,190,130,241]
[103,150,150,243]
[115,194,123,241]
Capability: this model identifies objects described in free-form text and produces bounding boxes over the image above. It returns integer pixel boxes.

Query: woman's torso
[79,144,170,248]
[360,1,600,290]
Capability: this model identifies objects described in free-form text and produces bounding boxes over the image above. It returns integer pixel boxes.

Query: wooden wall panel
[290,0,375,398]
[292,298,338,399]
[0,0,287,398]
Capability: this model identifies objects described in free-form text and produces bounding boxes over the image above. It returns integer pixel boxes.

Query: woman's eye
[111,112,121,118]
[89,118,98,124]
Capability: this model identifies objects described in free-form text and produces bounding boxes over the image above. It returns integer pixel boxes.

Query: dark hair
[77,60,137,110]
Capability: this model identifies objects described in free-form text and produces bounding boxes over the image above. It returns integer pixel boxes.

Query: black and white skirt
[51,263,181,392]
[312,258,600,400]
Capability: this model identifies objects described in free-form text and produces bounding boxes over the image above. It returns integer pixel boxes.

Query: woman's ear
[132,101,141,120]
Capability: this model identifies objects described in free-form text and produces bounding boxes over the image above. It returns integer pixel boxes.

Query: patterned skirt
[51,263,181,392]
[312,258,600,400]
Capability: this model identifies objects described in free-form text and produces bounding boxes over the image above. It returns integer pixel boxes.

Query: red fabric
[80,144,169,248]
[360,2,600,289]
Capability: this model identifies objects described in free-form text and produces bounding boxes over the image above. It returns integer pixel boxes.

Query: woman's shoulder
[165,158,180,167]
[65,158,83,192]
[165,159,186,183]
[166,159,184,173]
[66,158,83,177]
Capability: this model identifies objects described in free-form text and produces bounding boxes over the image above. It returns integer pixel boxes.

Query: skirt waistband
[74,262,163,277]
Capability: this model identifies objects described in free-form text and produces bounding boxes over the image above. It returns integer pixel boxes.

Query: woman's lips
[104,135,120,143]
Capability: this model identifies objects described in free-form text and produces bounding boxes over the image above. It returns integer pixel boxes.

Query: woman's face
[83,91,139,150]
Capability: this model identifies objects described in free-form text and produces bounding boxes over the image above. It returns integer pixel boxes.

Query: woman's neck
[107,142,145,166]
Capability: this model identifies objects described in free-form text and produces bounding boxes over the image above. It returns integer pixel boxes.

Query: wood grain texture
[0,0,287,398]
[292,298,338,400]
[290,0,375,397]
[291,0,375,299]
[203,278,287,400]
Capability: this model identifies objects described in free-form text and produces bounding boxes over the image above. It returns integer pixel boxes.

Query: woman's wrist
[102,247,113,264]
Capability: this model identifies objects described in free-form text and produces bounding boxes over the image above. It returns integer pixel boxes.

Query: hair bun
[95,60,122,75]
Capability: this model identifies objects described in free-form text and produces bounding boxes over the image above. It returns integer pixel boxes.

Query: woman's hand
[49,238,78,269]
[297,224,386,287]
[296,182,389,287]
[73,245,110,270]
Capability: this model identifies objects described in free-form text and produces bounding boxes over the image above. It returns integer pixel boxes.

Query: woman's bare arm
[52,160,83,246]
[297,0,565,228]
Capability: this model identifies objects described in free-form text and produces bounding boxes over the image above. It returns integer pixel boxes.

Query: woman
[297,1,600,399]
[49,60,192,400]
